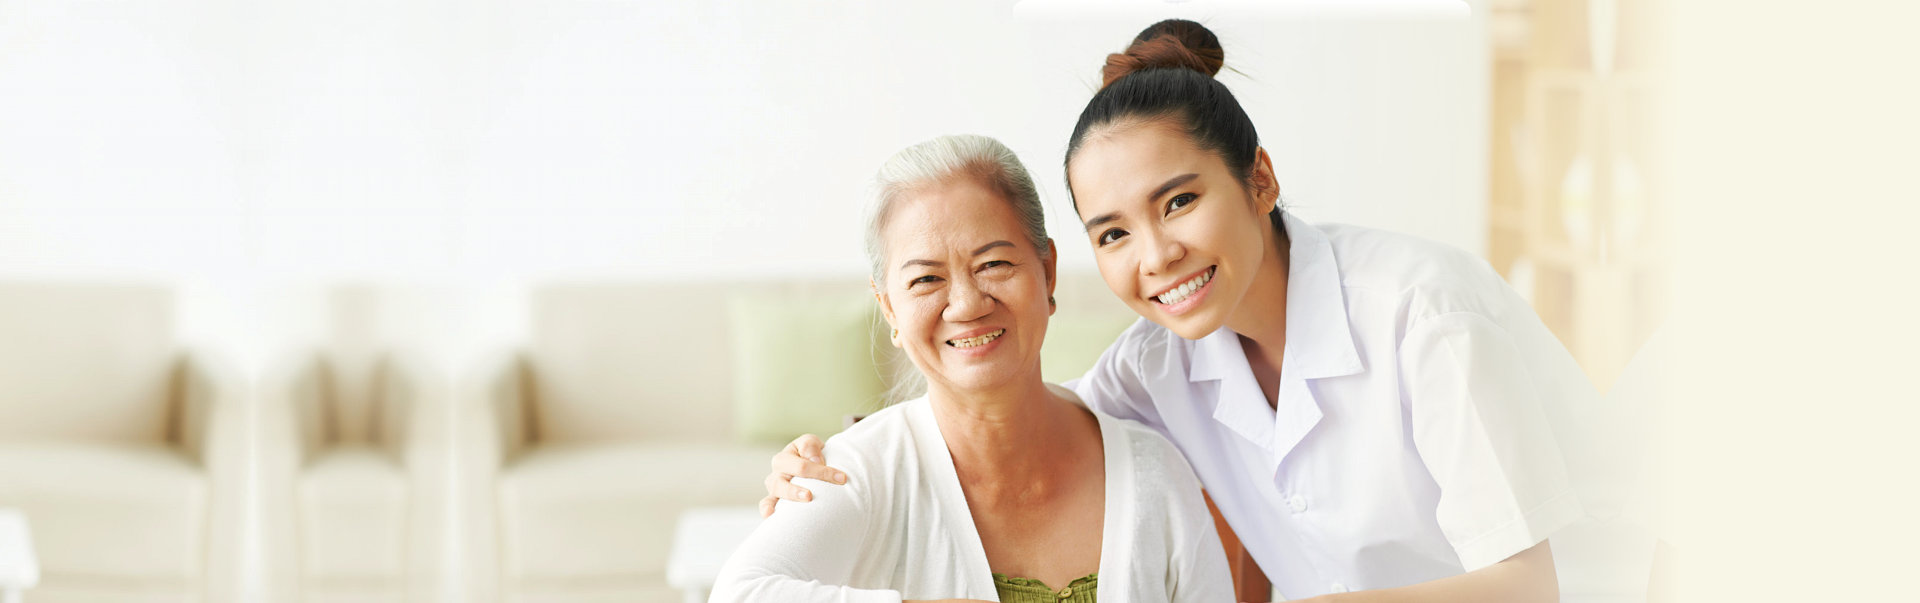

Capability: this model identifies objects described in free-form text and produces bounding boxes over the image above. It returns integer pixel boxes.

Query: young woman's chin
[1149,313,1225,341]
[1129,288,1234,341]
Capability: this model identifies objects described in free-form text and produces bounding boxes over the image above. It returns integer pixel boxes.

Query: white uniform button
[1286,495,1308,513]
[1329,583,1350,593]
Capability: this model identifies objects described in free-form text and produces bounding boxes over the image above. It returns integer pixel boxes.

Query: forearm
[1313,541,1558,603]
[714,569,903,603]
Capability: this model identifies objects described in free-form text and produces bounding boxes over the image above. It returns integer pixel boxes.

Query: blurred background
[2,0,1914,602]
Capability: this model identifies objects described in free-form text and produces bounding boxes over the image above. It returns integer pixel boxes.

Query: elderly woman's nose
[941,276,994,322]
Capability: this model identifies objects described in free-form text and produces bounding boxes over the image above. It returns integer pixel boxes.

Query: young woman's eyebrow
[1083,212,1120,233]
[1146,173,1200,203]
[1082,173,1202,233]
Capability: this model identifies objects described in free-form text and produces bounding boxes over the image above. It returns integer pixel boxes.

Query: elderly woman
[708,135,1232,603]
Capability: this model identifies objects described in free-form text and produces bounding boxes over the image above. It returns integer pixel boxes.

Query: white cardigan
[710,396,1234,603]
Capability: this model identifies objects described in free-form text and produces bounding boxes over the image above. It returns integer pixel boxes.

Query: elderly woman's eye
[1097,228,1128,246]
[1166,193,1196,214]
[980,260,1011,271]
[910,275,942,287]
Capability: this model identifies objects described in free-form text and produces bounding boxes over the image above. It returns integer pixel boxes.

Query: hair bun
[1100,19,1225,89]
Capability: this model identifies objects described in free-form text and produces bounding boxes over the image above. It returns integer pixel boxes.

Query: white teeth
[1155,267,1215,305]
[947,329,1005,348]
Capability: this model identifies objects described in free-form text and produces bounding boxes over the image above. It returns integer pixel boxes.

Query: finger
[793,459,847,485]
[794,434,825,463]
[759,495,777,518]
[771,447,809,477]
[765,472,813,502]
[774,436,846,484]
[784,480,814,503]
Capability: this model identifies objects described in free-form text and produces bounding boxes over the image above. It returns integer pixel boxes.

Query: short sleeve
[708,441,902,603]
[1400,311,1587,571]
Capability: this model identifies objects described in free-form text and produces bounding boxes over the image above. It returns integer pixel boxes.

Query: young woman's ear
[871,279,902,348]
[1249,147,1281,213]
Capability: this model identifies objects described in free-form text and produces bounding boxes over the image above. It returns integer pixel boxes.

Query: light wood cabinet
[1489,0,1666,389]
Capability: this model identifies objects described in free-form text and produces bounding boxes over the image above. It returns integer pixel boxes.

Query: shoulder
[818,398,925,475]
[1318,221,1524,322]
[1105,413,1200,488]
[1105,316,1189,367]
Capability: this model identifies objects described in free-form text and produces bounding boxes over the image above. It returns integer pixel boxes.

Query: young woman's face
[875,177,1056,396]
[1067,119,1276,340]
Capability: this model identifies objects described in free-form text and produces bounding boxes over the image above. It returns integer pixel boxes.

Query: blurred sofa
[464,274,1135,603]
[0,282,242,603]
[277,352,437,603]
[255,285,456,603]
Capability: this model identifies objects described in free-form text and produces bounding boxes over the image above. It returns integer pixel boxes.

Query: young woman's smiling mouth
[1150,266,1216,315]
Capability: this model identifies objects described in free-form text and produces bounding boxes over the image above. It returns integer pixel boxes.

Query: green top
[992,572,1098,603]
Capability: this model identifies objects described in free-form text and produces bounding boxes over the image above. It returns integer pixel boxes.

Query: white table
[665,506,764,603]
[0,509,38,603]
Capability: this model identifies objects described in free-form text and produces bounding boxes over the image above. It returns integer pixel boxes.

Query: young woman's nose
[941,275,994,323]
[1137,227,1186,277]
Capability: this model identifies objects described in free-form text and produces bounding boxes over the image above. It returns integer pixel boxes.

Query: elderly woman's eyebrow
[899,241,1015,269]
[971,241,1013,256]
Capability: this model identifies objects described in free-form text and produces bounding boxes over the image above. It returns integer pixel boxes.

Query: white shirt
[710,396,1235,603]
[1071,212,1590,599]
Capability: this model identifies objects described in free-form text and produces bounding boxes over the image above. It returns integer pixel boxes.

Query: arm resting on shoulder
[1305,540,1558,603]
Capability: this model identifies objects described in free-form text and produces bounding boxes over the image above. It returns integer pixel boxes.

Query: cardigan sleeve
[1130,423,1235,602]
[709,441,904,603]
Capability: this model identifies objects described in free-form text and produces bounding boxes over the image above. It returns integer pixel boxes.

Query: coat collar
[1188,212,1364,464]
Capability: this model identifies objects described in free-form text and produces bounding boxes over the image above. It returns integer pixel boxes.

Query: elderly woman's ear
[871,278,901,348]
[1045,239,1059,314]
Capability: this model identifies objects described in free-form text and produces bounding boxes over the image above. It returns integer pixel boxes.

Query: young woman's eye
[1097,228,1128,246]
[1166,193,1196,214]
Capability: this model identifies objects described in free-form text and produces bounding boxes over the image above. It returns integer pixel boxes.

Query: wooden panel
[1206,491,1271,602]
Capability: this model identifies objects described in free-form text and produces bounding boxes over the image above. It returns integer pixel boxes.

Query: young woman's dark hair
[1065,19,1279,227]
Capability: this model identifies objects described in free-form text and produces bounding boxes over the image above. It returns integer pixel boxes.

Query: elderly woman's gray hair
[864,134,1052,288]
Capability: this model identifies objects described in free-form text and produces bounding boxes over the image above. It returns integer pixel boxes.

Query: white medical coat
[1071,212,1592,599]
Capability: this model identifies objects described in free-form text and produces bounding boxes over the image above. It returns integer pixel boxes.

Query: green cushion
[729,294,887,445]
[1041,310,1138,384]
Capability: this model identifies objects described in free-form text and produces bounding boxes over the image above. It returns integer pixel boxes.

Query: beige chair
[0,282,242,603]
[465,281,867,603]
[259,286,454,603]
[279,353,437,603]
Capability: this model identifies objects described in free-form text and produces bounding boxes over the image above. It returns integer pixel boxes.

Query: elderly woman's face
[876,177,1056,397]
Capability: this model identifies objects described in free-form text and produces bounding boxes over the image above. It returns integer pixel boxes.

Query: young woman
[715,135,1232,602]
[767,20,1592,602]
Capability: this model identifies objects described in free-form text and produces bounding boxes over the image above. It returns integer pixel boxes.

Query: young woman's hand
[759,433,847,517]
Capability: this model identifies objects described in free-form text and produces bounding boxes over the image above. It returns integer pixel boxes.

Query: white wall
[0,0,1485,346]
